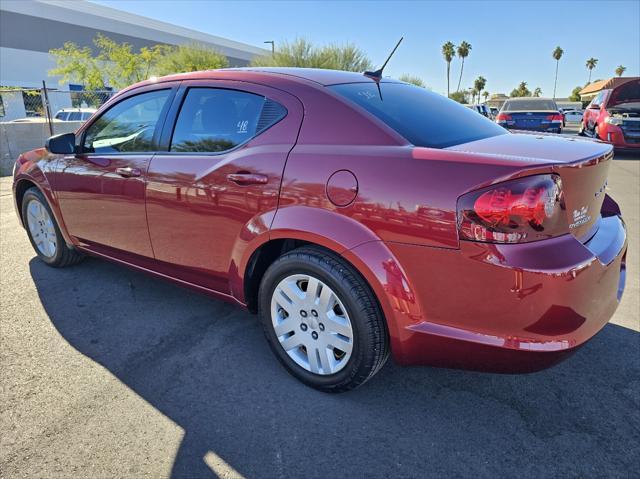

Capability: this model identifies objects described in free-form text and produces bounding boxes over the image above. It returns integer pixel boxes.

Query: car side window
[83,89,171,154]
[170,88,286,153]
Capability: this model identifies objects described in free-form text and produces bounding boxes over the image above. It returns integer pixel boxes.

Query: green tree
[615,65,627,77]
[482,90,490,102]
[510,81,531,97]
[250,39,371,71]
[569,85,583,102]
[449,90,469,104]
[399,74,425,87]
[49,42,105,90]
[155,43,228,76]
[50,34,228,90]
[533,87,542,97]
[552,46,563,99]
[93,34,166,89]
[473,76,487,103]
[441,41,456,98]
[455,41,471,92]
[585,57,598,83]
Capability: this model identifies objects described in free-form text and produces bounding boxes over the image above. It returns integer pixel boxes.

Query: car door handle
[226,173,268,185]
[115,167,141,178]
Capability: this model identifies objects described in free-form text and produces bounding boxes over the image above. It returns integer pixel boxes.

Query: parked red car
[13,68,627,392]
[580,78,640,150]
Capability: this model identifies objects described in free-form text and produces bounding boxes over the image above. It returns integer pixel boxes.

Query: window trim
[78,84,177,156]
[159,85,288,156]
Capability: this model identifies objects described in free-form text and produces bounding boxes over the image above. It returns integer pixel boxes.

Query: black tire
[578,121,586,136]
[21,187,84,267]
[258,245,390,393]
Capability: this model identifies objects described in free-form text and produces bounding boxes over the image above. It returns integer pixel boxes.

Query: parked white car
[54,108,96,121]
[465,104,492,118]
[563,109,584,124]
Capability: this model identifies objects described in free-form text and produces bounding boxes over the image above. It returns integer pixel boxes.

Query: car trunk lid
[508,111,557,129]
[447,133,614,242]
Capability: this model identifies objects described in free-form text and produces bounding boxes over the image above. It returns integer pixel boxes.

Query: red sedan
[12,68,627,392]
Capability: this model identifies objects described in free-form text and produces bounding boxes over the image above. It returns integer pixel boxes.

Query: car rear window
[502,99,558,111]
[329,82,506,148]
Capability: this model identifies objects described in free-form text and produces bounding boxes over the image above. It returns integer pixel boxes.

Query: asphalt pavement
[1,148,638,478]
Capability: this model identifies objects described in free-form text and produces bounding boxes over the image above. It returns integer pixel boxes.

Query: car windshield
[329,82,506,148]
[502,99,558,111]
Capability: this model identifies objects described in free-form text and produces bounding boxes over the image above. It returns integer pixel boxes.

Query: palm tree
[474,76,487,104]
[467,87,475,103]
[552,46,563,100]
[586,57,598,83]
[615,65,627,77]
[533,87,542,97]
[441,41,456,98]
[456,41,472,92]
[482,91,490,102]
[510,81,531,97]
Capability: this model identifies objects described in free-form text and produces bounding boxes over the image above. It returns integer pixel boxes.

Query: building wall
[1,0,267,88]
[0,91,26,122]
[0,48,64,89]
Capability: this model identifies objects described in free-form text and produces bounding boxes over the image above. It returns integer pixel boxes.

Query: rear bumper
[384,208,627,373]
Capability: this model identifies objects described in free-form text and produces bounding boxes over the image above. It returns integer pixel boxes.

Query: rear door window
[170,88,286,153]
[329,82,506,148]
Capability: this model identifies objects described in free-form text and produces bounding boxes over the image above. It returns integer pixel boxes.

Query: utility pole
[41,80,53,136]
[264,40,275,56]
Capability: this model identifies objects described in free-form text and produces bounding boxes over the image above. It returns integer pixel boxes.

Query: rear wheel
[258,246,389,392]
[22,187,84,267]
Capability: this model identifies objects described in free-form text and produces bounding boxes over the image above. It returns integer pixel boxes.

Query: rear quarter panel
[276,143,544,249]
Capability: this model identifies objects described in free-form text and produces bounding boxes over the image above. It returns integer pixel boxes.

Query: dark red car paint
[13,68,627,373]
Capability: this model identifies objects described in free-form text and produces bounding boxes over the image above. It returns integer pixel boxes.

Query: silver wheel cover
[271,274,354,375]
[26,198,57,258]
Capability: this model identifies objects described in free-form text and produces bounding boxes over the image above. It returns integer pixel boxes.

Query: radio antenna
[364,37,404,80]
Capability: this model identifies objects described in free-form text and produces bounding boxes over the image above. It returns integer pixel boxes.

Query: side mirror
[45,132,76,154]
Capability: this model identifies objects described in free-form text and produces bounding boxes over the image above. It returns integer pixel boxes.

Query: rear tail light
[457,175,568,243]
[546,113,563,122]
[496,113,512,122]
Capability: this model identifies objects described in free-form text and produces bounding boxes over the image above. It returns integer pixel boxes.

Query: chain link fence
[1,85,116,175]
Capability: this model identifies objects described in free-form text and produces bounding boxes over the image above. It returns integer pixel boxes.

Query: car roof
[228,67,399,86]
[128,67,400,91]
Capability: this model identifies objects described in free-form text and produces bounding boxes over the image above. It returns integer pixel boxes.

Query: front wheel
[578,121,586,136]
[22,187,84,267]
[259,246,389,392]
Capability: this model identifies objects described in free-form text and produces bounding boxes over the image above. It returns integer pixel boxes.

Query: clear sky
[91,0,639,97]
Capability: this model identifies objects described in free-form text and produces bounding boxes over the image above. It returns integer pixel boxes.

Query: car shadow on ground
[30,257,639,478]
